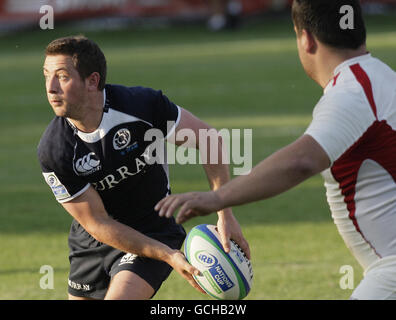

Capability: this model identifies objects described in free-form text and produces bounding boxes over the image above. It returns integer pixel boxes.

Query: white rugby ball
[184,224,253,300]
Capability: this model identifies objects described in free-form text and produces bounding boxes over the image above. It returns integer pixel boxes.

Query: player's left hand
[217,211,251,260]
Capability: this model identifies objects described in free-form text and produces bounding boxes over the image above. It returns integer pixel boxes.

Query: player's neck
[315,44,368,89]
[68,90,105,133]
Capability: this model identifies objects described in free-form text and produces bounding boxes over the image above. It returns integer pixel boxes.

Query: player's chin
[51,104,68,117]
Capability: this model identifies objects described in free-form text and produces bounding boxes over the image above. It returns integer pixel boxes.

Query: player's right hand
[168,250,206,294]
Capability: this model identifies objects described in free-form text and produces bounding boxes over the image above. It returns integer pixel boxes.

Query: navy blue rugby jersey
[38,84,181,230]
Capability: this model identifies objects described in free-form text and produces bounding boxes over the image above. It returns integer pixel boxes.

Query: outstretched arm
[62,186,205,294]
[167,107,250,258]
[156,134,330,223]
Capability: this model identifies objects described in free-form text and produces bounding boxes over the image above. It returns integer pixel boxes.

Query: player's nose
[46,75,60,94]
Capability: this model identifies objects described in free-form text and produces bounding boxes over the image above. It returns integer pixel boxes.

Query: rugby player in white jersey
[38,36,249,299]
[156,0,396,299]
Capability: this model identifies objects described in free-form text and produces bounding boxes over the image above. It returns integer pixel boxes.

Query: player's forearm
[215,160,301,208]
[63,187,176,263]
[200,130,230,185]
[214,138,325,209]
[203,163,234,221]
[200,134,233,217]
[89,217,174,263]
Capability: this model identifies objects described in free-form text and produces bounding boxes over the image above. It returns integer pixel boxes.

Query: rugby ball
[184,224,253,300]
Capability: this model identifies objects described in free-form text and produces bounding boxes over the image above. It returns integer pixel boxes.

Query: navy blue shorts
[67,220,186,299]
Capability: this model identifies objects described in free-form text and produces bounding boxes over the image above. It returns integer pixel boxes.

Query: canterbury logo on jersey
[74,152,102,176]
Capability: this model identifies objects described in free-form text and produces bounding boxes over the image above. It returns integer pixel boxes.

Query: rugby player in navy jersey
[38,36,249,300]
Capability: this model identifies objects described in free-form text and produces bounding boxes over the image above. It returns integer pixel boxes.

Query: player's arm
[61,185,205,294]
[167,107,250,258]
[156,134,330,223]
[215,134,329,206]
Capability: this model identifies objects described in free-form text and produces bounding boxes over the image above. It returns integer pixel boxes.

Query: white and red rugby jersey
[305,53,396,270]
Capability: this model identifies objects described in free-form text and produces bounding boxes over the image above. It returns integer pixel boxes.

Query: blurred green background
[0,13,395,299]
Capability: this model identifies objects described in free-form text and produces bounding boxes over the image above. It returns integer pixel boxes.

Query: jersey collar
[324,53,371,93]
[333,52,372,76]
[103,88,110,113]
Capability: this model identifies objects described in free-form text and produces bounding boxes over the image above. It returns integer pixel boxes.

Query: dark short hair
[45,35,107,90]
[292,0,366,49]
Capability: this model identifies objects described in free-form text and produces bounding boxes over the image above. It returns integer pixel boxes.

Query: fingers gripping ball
[184,224,253,300]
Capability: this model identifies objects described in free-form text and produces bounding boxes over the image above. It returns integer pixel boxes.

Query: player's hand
[217,211,251,260]
[155,191,222,224]
[167,250,206,295]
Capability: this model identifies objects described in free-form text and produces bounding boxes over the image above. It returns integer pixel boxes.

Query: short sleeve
[41,169,90,203]
[305,90,376,164]
[37,126,90,203]
[152,91,181,139]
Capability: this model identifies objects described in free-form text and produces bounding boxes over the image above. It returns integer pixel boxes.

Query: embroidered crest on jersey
[74,152,102,176]
[113,128,131,150]
[43,172,71,201]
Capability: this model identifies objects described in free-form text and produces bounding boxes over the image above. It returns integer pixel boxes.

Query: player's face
[43,55,87,118]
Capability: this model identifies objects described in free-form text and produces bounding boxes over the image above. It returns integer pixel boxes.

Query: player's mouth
[51,99,63,105]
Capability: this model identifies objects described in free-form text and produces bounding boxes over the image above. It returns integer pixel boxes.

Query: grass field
[0,14,395,300]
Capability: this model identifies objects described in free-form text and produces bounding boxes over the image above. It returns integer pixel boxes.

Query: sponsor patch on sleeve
[42,172,71,201]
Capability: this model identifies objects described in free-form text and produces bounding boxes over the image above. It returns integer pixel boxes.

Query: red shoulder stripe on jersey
[349,63,378,120]
[332,72,340,86]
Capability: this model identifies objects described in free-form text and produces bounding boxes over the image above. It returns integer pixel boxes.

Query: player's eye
[58,74,68,81]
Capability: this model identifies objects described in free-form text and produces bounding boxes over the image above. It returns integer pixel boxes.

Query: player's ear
[300,29,317,54]
[86,72,101,92]
[293,24,299,37]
